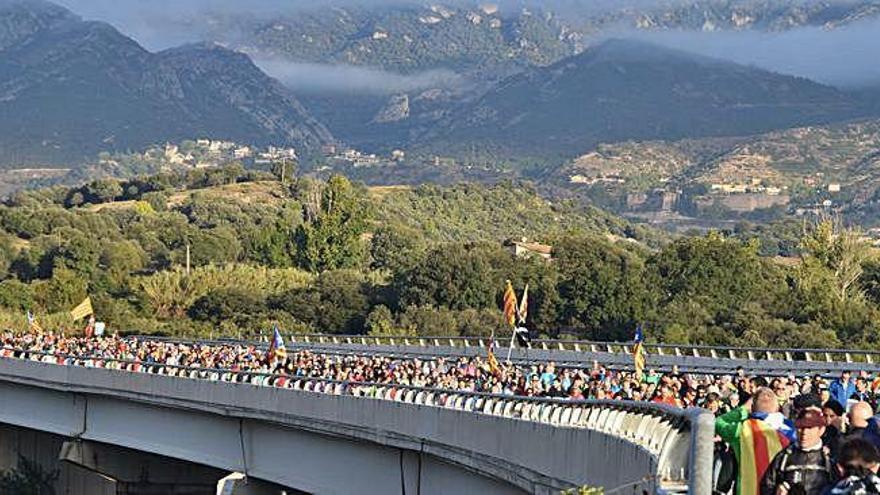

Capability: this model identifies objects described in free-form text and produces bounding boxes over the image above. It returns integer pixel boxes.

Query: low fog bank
[620,18,880,88]
[255,60,464,95]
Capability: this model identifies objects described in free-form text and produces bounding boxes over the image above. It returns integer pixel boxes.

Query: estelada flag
[70,297,94,321]
[502,280,517,327]
[267,326,287,363]
[517,283,529,325]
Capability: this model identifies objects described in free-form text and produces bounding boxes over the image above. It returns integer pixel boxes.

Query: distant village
[569,172,846,217]
[96,139,410,172]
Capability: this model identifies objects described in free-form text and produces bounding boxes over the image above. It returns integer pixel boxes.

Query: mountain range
[414,39,875,159]
[0,0,332,166]
[198,1,880,75]
[0,0,879,179]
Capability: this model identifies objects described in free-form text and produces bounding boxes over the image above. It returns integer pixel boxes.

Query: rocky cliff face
[372,94,410,124]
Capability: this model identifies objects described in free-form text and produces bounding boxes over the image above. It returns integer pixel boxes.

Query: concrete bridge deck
[0,347,713,494]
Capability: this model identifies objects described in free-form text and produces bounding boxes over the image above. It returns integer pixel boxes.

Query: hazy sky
[628,19,880,88]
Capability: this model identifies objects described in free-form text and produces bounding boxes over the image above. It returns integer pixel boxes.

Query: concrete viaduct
[0,341,718,495]
[3,333,871,494]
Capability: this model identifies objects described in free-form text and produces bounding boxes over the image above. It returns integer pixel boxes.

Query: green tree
[295,176,370,272]
[555,236,652,340]
[397,243,502,311]
[188,227,242,266]
[45,229,102,280]
[0,231,13,279]
[861,259,880,306]
[370,224,426,273]
[188,288,267,326]
[455,307,505,337]
[646,232,786,344]
[246,222,296,268]
[648,232,770,315]
[397,305,459,337]
[799,219,870,304]
[0,279,34,312]
[84,179,123,204]
[790,220,873,340]
[33,267,87,314]
[271,270,369,334]
[0,456,58,495]
[98,240,147,291]
[271,159,297,184]
[365,304,395,335]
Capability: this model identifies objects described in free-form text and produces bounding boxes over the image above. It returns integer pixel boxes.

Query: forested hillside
[0,169,879,350]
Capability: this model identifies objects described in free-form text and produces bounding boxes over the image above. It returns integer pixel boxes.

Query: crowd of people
[4,331,880,493]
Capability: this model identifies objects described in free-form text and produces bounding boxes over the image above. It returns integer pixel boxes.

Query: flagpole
[505,325,516,364]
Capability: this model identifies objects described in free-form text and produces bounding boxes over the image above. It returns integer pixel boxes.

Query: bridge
[1,334,861,494]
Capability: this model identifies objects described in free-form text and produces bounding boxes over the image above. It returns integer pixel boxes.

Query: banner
[70,297,94,321]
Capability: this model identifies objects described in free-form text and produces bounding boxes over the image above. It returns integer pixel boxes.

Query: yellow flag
[486,339,501,376]
[70,297,94,321]
[502,280,517,328]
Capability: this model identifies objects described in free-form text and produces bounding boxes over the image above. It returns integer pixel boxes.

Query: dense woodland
[0,166,879,350]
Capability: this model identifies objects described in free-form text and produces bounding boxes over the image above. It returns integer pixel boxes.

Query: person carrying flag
[486,338,501,377]
[266,326,287,366]
[514,284,531,348]
[633,325,646,383]
[716,387,798,495]
[26,311,43,334]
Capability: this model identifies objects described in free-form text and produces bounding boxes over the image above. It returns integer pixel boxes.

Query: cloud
[254,60,463,94]
[617,18,880,88]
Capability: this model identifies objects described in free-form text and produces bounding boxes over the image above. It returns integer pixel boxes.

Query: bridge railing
[282,333,880,365]
[114,337,860,380]
[1,345,712,493]
[130,332,880,365]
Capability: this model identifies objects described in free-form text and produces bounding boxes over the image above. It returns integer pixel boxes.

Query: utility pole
[185,242,191,276]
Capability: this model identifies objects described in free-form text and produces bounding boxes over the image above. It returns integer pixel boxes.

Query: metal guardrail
[129,333,880,376]
[0,345,712,493]
[285,333,880,365]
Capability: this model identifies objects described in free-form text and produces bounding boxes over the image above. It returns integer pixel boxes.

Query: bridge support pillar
[60,440,224,494]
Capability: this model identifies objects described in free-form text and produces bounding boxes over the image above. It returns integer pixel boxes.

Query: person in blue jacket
[830,371,857,409]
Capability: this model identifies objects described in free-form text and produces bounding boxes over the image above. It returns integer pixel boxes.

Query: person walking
[717,387,798,495]
[825,438,880,494]
[761,408,835,494]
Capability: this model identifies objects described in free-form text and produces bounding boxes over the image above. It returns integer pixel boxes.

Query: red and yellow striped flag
[502,280,517,328]
[486,339,501,377]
